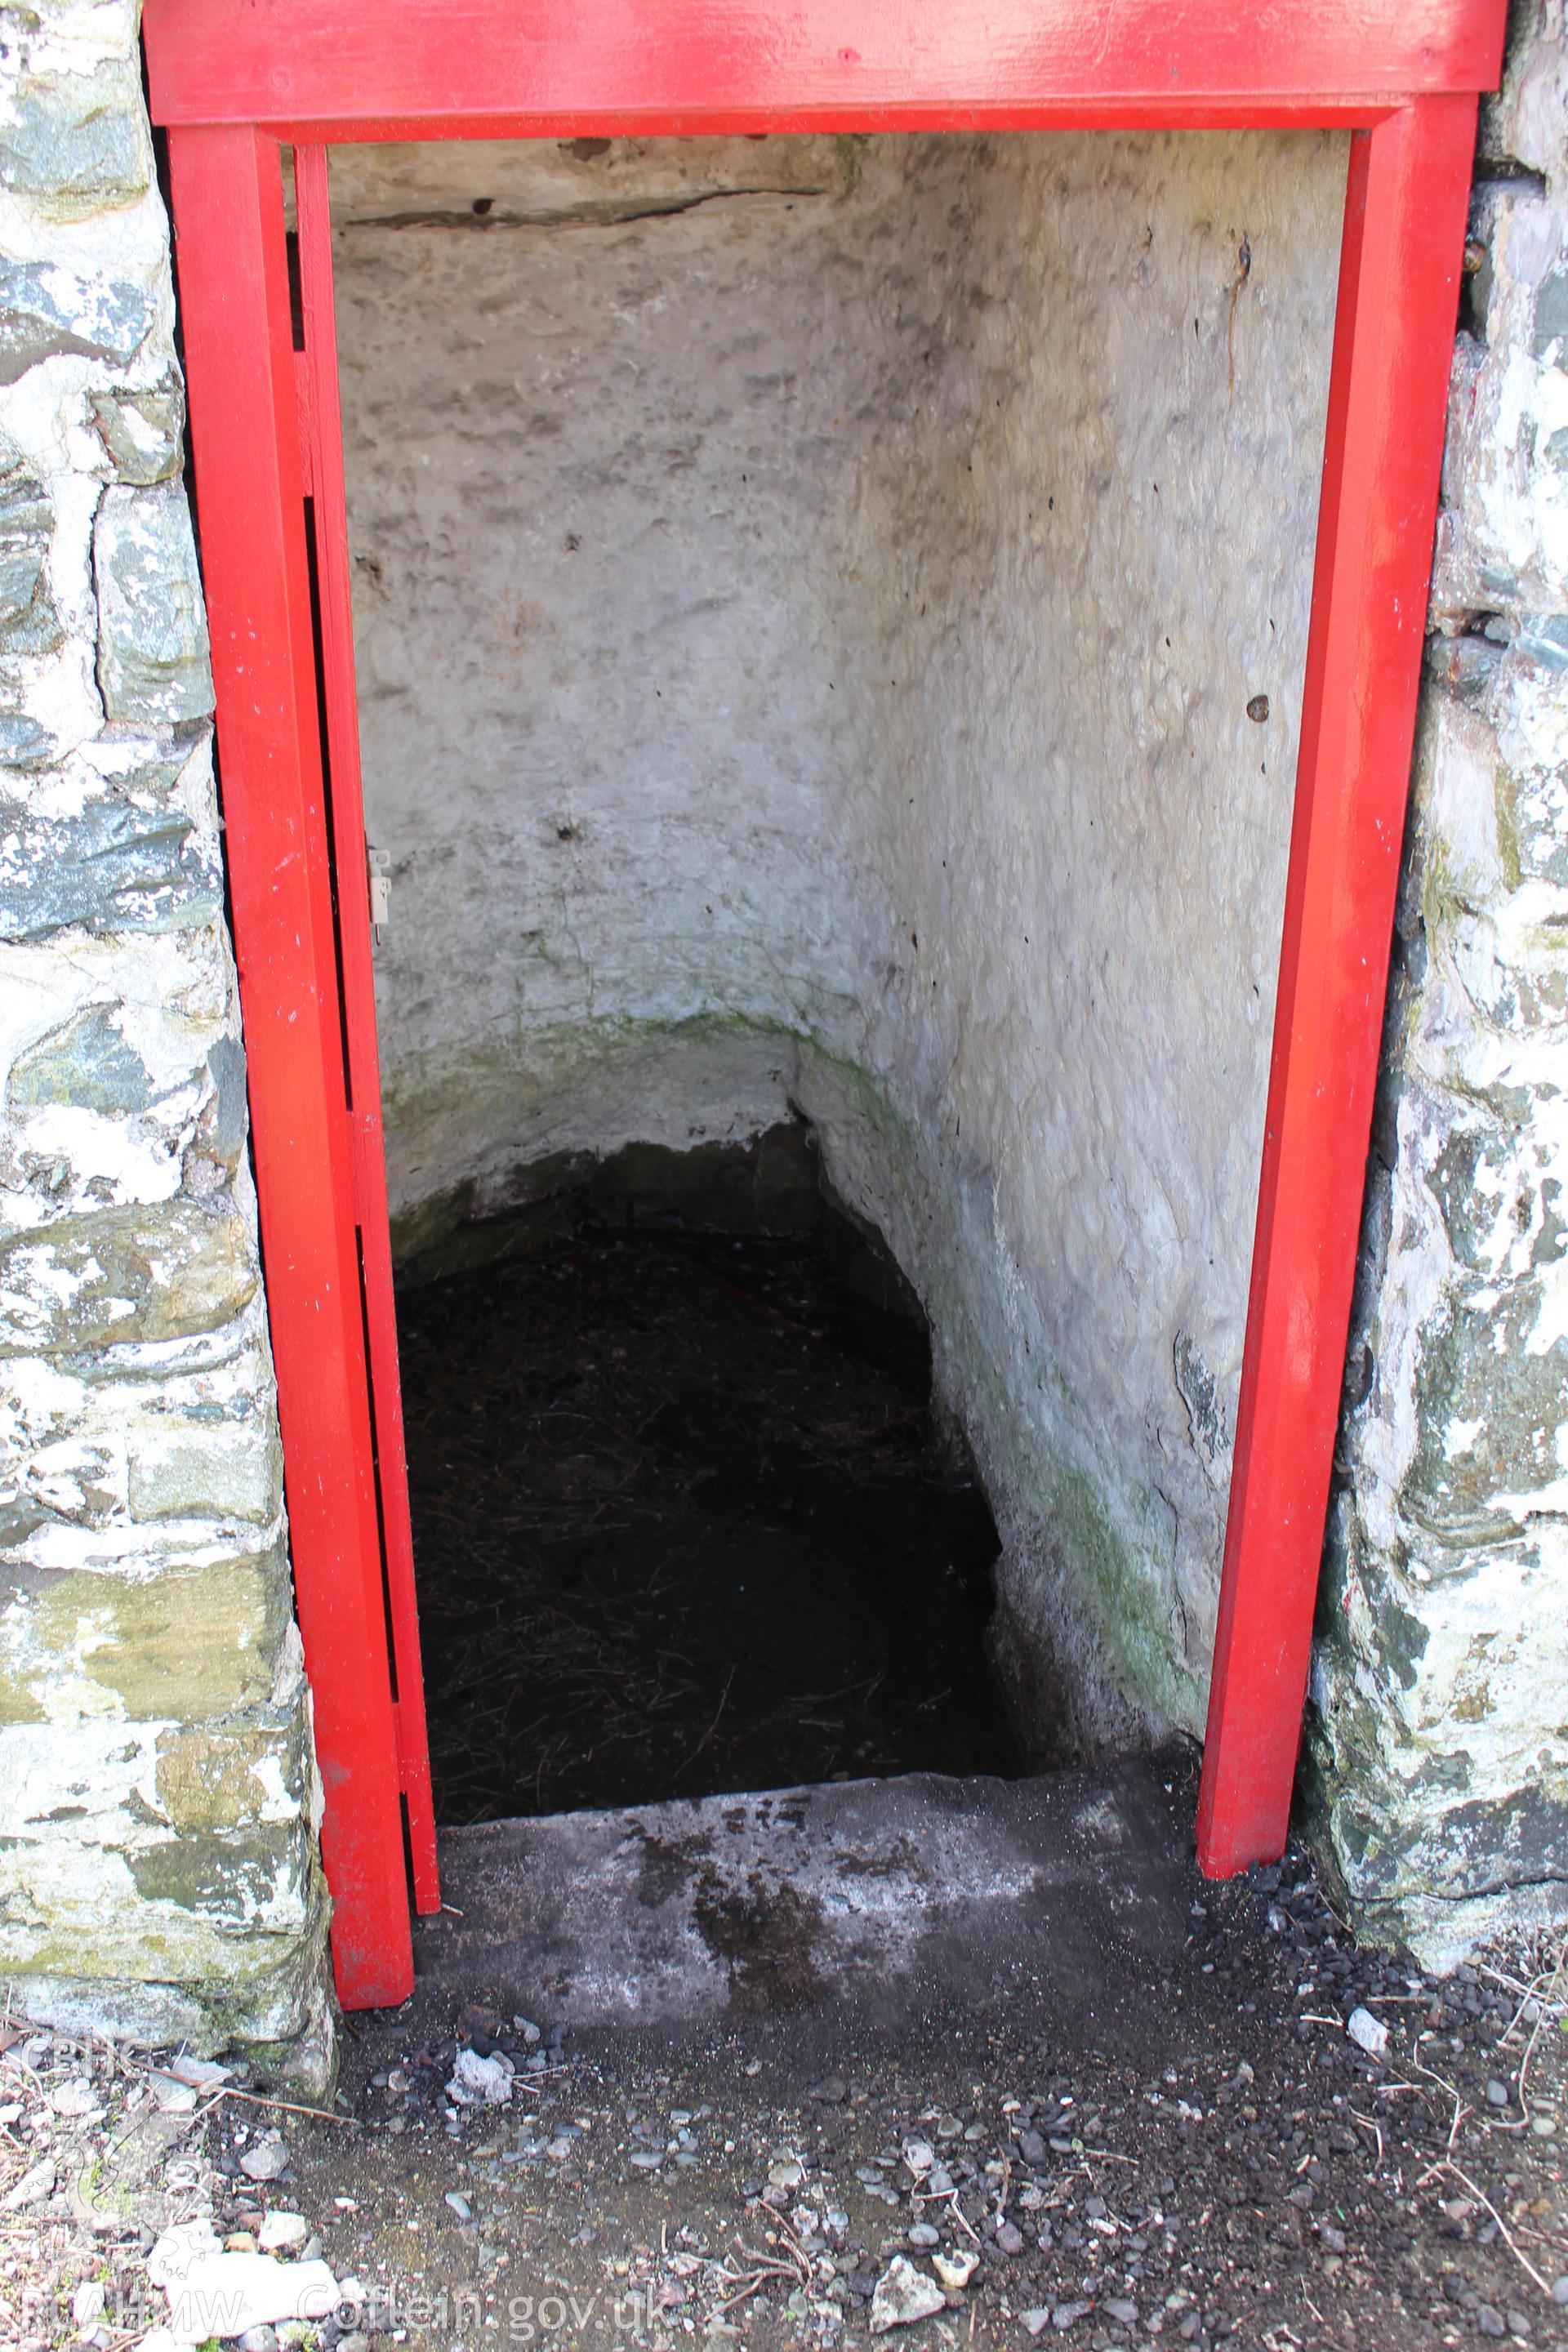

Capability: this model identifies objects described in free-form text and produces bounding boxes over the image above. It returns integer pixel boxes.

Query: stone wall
[0,0,331,2079]
[335,127,1343,1752]
[1308,0,1568,1969]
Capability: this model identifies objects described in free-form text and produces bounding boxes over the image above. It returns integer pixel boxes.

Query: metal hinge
[366,842,390,942]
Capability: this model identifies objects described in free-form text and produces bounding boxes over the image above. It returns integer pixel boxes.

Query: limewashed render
[1311,0,1568,1967]
[0,0,331,2075]
[333,121,1341,1759]
[0,0,1561,2061]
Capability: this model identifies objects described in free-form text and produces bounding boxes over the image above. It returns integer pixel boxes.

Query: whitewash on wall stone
[1310,0,1568,1968]
[0,0,331,2081]
[334,126,1343,1752]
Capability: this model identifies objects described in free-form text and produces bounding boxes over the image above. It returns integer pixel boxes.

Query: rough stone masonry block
[0,735,222,940]
[0,257,153,386]
[90,376,185,486]
[0,433,55,633]
[0,56,151,219]
[1311,0,1568,1958]
[1310,699,1568,1956]
[93,483,215,724]
[127,1418,283,1525]
[0,1696,332,2073]
[0,0,330,2084]
[0,919,251,1252]
[0,711,53,769]
[0,1197,259,1354]
[0,1548,294,1726]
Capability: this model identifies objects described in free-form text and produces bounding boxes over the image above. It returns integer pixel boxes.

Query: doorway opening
[334,122,1341,1820]
[148,0,1493,2003]
[397,1126,1027,1824]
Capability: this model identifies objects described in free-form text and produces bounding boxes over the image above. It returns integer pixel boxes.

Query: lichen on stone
[1312,5,1568,1962]
[0,0,331,2087]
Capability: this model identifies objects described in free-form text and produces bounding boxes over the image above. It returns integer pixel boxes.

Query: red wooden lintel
[145,0,1508,133]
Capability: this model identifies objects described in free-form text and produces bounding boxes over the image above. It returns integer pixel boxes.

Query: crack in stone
[338,186,830,233]
[1398,1872,1568,1908]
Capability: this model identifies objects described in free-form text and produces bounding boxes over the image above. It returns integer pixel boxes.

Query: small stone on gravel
[456,2002,503,2043]
[257,2212,309,2252]
[238,2139,290,2182]
[933,2249,978,2290]
[72,2282,106,2328]
[1346,2008,1388,2058]
[148,2221,336,2339]
[149,2072,199,2113]
[49,2078,101,2118]
[869,2256,946,2333]
[169,2055,232,2090]
[444,2191,471,2219]
[3,2157,55,2209]
[447,2047,514,2106]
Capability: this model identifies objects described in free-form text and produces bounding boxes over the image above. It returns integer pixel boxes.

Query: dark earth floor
[397,1226,1022,1822]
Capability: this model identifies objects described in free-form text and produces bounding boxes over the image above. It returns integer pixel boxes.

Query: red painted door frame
[144,0,1504,2009]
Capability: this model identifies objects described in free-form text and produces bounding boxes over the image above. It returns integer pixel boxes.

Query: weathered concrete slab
[416,1759,1194,2040]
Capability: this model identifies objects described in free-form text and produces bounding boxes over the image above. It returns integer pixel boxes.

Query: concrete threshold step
[413,1756,1197,2040]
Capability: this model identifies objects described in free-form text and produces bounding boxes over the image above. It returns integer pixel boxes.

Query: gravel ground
[3,1833,1564,2351]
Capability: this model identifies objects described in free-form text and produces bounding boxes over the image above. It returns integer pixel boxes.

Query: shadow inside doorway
[395,1139,1031,1823]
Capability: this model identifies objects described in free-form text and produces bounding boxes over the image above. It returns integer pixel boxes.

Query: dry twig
[1426,2160,1552,2296]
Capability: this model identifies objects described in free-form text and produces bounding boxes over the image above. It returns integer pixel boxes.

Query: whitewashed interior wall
[332,129,1344,1749]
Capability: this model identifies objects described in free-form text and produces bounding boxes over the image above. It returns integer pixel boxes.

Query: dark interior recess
[395,1125,1026,1824]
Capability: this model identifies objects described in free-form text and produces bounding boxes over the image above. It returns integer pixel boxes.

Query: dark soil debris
[398,1228,1023,1822]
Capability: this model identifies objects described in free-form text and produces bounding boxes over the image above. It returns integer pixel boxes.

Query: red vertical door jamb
[1196,95,1480,1874]
[166,124,416,2002]
[294,144,441,1914]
